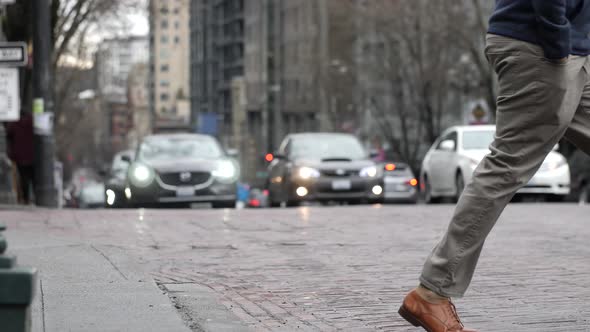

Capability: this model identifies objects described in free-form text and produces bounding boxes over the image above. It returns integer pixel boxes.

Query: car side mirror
[553,144,559,151]
[226,148,239,158]
[121,155,132,163]
[440,140,456,152]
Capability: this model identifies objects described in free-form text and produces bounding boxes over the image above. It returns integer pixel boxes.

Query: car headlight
[297,167,321,179]
[360,166,378,178]
[129,164,154,187]
[106,189,116,206]
[213,160,238,183]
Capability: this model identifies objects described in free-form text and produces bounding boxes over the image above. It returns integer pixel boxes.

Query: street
[2,203,590,331]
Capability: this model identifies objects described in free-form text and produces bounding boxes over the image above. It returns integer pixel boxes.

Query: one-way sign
[0,42,27,67]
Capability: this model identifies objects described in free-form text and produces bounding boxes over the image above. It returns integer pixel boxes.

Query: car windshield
[462,130,495,150]
[291,135,367,160]
[138,137,224,161]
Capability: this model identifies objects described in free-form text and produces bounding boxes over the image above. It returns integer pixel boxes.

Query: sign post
[0,43,27,67]
[0,42,26,122]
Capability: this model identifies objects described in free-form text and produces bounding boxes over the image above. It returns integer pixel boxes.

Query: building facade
[95,36,149,156]
[127,63,151,148]
[149,0,191,132]
[190,0,246,141]
[95,37,149,104]
[189,0,360,182]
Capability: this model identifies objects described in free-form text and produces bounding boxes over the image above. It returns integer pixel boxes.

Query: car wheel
[212,201,236,209]
[286,200,301,207]
[424,176,439,204]
[455,171,465,202]
[579,183,590,205]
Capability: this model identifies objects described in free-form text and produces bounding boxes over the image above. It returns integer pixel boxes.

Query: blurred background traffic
[1,0,589,209]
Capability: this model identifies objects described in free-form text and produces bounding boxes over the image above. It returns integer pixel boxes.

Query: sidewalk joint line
[40,278,46,332]
[90,244,129,280]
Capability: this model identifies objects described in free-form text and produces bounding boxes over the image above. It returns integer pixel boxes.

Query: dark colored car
[266,133,384,206]
[123,134,238,208]
[105,150,134,208]
[568,149,590,204]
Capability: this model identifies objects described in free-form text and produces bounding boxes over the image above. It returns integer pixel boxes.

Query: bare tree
[353,0,494,172]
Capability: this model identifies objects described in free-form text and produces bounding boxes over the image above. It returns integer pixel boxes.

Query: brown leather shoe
[398,289,477,332]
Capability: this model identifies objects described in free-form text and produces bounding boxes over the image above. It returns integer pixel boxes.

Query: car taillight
[407,179,418,187]
[263,190,269,196]
[249,199,261,207]
[265,153,274,162]
[385,163,396,171]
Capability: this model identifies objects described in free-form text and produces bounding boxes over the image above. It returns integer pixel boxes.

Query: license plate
[395,184,409,191]
[332,179,352,191]
[176,187,194,197]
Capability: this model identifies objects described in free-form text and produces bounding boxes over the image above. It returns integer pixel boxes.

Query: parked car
[421,125,570,203]
[78,181,106,209]
[568,149,590,204]
[123,134,238,208]
[64,168,102,208]
[266,133,384,206]
[104,150,134,208]
[382,162,419,204]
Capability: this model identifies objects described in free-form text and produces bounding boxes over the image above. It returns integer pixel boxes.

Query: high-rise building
[190,0,245,142]
[149,0,191,132]
[127,63,151,148]
[95,36,149,154]
[190,0,360,182]
[95,37,149,104]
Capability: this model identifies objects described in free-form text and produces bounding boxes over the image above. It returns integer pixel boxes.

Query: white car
[421,125,570,203]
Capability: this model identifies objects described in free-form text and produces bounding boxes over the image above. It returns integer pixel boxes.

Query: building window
[161,19,168,29]
[161,35,168,44]
[175,21,180,29]
[160,80,170,87]
[175,36,180,44]
[160,93,170,101]
[160,64,169,72]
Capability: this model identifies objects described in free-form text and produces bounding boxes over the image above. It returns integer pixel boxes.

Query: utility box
[0,225,37,332]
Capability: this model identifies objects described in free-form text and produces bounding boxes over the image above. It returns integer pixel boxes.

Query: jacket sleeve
[531,0,571,59]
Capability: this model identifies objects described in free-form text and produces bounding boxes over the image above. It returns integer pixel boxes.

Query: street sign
[0,42,27,67]
[0,68,20,121]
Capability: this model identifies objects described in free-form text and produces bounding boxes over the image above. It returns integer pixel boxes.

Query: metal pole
[318,0,331,132]
[32,0,57,207]
[272,0,283,147]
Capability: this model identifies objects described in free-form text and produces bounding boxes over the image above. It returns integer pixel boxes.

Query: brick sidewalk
[2,204,590,331]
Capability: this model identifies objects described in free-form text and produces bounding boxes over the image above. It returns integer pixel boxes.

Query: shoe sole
[398,305,432,332]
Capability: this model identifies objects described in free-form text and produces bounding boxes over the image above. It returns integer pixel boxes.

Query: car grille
[158,171,211,186]
[320,169,358,177]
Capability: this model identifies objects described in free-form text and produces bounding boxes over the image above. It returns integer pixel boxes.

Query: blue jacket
[489,0,590,59]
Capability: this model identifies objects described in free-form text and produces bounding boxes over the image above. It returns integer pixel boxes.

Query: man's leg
[420,35,587,298]
[17,164,33,205]
[564,79,590,154]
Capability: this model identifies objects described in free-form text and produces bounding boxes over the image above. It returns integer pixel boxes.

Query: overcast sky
[129,12,149,36]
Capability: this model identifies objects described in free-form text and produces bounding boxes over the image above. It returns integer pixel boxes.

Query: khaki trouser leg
[564,83,590,153]
[420,34,589,298]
